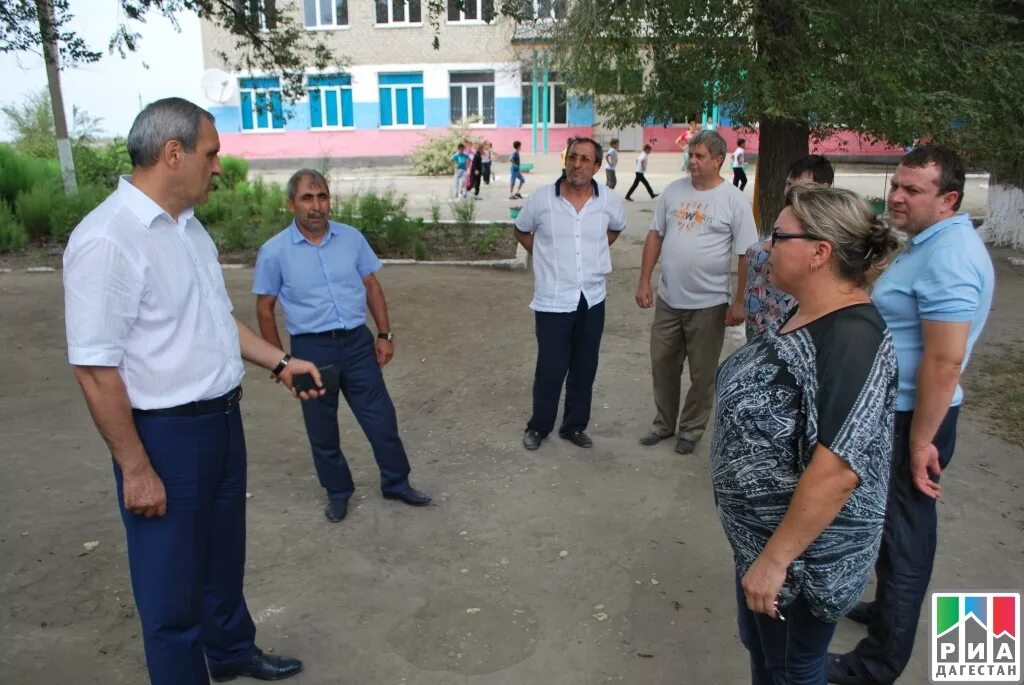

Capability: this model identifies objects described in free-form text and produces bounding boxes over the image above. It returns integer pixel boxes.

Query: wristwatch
[272,353,291,377]
[377,331,394,342]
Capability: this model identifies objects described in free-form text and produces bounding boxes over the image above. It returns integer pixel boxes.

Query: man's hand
[122,463,167,517]
[910,441,942,499]
[375,338,394,367]
[742,554,788,617]
[725,300,745,327]
[635,280,654,308]
[277,358,326,400]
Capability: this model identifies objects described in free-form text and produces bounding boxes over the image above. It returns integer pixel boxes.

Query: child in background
[451,143,469,197]
[732,138,747,191]
[509,140,526,199]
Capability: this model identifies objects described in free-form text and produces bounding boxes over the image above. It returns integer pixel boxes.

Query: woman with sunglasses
[710,185,901,683]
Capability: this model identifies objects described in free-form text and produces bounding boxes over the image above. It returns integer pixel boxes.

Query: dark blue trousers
[117,405,257,685]
[736,573,838,684]
[845,406,960,683]
[528,294,605,436]
[290,326,411,503]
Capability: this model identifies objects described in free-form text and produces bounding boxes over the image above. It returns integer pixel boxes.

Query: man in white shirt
[635,129,758,454]
[63,98,322,685]
[604,138,619,189]
[515,137,628,450]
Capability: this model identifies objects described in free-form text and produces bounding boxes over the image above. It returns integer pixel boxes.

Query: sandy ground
[0,176,1021,685]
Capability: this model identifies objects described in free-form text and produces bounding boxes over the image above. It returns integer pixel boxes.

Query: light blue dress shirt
[871,213,994,411]
[253,220,382,335]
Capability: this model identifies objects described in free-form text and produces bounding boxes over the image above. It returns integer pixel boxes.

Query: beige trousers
[649,297,728,442]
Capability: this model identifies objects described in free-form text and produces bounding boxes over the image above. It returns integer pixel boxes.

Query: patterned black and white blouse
[711,303,898,622]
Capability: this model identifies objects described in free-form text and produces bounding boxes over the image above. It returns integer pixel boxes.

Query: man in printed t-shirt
[634,129,758,456]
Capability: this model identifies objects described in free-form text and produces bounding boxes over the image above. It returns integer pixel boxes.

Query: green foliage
[195,177,290,251]
[50,184,111,241]
[414,241,428,261]
[218,156,250,190]
[473,224,506,254]
[449,196,477,227]
[0,89,102,158]
[411,127,486,175]
[329,188,423,255]
[429,195,442,223]
[15,183,61,240]
[73,140,132,189]
[0,199,28,252]
[0,144,61,205]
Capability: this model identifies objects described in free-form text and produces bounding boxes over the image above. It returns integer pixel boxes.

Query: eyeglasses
[567,153,596,164]
[771,230,824,245]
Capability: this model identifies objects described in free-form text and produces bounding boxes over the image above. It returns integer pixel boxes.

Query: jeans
[737,574,838,684]
[453,169,467,196]
[290,327,412,502]
[117,406,257,685]
[844,407,960,683]
[510,166,526,191]
[528,294,605,436]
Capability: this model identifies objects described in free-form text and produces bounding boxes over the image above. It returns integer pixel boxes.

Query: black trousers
[528,294,605,436]
[844,406,960,683]
[605,169,617,189]
[625,172,655,199]
[470,170,482,196]
[482,162,491,184]
[733,167,748,190]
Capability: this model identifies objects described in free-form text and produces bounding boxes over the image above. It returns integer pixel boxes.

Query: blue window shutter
[341,89,354,127]
[412,87,424,125]
[241,91,254,130]
[270,91,285,128]
[325,89,339,126]
[379,73,423,86]
[395,88,409,125]
[309,89,322,128]
[256,92,269,129]
[379,87,392,126]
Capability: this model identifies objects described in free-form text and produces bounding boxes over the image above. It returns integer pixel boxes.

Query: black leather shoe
[845,601,875,625]
[523,429,543,450]
[675,438,697,454]
[324,500,348,522]
[210,649,303,682]
[561,431,593,448]
[383,486,431,506]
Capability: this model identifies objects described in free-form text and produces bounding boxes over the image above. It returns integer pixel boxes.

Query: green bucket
[509,206,522,219]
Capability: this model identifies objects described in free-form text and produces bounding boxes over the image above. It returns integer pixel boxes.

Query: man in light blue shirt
[829,146,995,685]
[253,169,430,523]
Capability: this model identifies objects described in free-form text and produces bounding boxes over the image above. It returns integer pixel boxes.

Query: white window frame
[520,76,569,127]
[531,0,566,21]
[450,76,496,126]
[309,80,353,130]
[446,0,491,23]
[239,82,284,133]
[374,0,423,27]
[303,0,349,29]
[382,85,422,129]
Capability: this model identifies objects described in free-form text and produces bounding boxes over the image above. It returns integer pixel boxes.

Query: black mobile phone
[293,365,338,393]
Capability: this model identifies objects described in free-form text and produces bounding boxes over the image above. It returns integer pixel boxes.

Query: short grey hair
[126,97,215,168]
[287,169,330,199]
[688,130,727,160]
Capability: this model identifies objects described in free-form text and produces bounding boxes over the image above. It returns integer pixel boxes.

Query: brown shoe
[639,430,673,446]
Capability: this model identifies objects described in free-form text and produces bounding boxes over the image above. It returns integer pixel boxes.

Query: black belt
[133,387,242,417]
[294,327,362,339]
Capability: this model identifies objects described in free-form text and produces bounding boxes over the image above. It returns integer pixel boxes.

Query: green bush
[0,199,28,252]
[196,177,290,251]
[410,127,485,175]
[328,188,422,255]
[74,140,131,190]
[50,184,110,240]
[15,182,60,239]
[218,156,250,190]
[0,144,61,205]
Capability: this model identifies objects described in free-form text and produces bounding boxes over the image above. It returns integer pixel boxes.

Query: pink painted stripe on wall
[642,127,905,157]
[218,127,596,159]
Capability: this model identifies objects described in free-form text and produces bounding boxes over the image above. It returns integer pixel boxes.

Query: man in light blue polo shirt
[828,146,994,685]
[253,169,430,523]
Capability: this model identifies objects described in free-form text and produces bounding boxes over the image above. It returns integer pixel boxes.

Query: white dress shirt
[64,178,244,410]
[515,179,627,312]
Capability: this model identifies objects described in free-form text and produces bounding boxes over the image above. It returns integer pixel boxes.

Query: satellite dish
[201,69,236,104]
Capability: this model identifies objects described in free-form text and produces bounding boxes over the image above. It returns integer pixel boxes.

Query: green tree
[1,1,336,101]
[520,0,1011,232]
[1,89,102,158]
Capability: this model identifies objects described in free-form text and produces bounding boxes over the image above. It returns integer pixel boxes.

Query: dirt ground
[1,184,1022,684]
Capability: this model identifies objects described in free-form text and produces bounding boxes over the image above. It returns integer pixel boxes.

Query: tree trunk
[753,117,808,236]
[980,170,1024,248]
[36,0,77,194]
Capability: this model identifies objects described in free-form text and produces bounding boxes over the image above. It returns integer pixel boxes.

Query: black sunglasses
[771,230,825,245]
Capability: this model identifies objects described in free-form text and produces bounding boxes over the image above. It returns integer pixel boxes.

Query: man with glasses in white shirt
[64,98,322,685]
[515,137,628,450]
